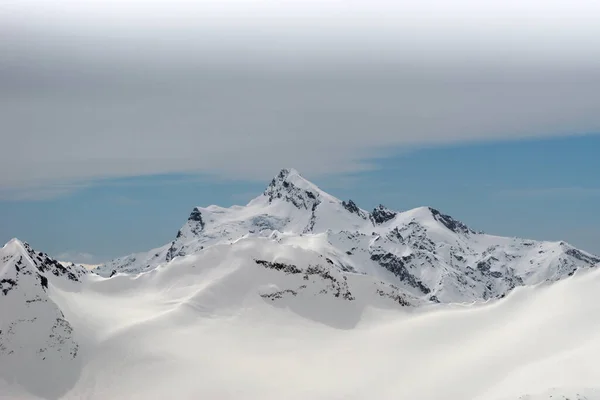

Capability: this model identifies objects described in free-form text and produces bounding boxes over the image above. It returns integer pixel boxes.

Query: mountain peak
[3,237,24,248]
[427,207,476,235]
[276,168,301,179]
[371,205,398,224]
[268,168,315,191]
[188,207,204,223]
[263,168,325,210]
[2,238,33,258]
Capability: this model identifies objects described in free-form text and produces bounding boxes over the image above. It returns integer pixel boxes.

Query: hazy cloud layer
[2,0,600,197]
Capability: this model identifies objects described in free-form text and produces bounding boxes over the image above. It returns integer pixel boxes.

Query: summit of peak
[371,205,398,224]
[5,237,27,246]
[4,237,23,246]
[266,168,321,194]
[2,238,30,254]
[268,168,312,188]
[262,168,327,210]
[426,207,476,235]
[1,238,88,285]
[188,207,204,222]
[275,168,301,180]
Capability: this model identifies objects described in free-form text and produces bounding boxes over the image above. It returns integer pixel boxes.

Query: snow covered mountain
[3,236,600,399]
[96,168,600,304]
[0,239,87,398]
[3,169,600,399]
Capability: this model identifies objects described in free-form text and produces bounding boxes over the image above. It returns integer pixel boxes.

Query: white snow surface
[3,168,600,399]
[2,237,600,399]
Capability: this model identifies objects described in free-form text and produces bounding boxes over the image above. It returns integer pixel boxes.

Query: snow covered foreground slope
[3,236,600,399]
[97,168,599,304]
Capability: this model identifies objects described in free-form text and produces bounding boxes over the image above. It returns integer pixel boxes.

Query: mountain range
[2,168,600,399]
[96,168,600,303]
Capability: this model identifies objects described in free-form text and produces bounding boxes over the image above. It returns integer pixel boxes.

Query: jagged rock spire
[428,207,475,235]
[264,168,321,210]
[371,205,397,224]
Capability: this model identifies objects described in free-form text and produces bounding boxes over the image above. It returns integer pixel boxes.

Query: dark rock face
[342,200,369,220]
[452,253,527,301]
[254,259,355,301]
[386,227,404,243]
[565,248,600,265]
[38,274,48,289]
[185,207,206,237]
[272,168,293,183]
[168,208,208,260]
[36,257,80,282]
[1,245,87,297]
[188,207,205,231]
[1,278,17,295]
[377,289,410,307]
[254,259,303,274]
[264,169,320,211]
[395,221,437,253]
[376,286,411,306]
[166,241,178,262]
[370,251,431,295]
[188,208,204,223]
[429,207,475,235]
[303,200,322,233]
[371,205,397,224]
[266,184,319,210]
[477,260,491,273]
[261,289,298,300]
[19,243,87,283]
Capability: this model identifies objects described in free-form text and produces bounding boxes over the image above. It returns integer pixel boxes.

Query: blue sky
[1,134,598,262]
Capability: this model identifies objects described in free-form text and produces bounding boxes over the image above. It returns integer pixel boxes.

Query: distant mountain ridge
[94,168,600,303]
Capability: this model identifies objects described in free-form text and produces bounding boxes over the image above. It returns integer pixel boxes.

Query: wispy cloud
[0,182,90,201]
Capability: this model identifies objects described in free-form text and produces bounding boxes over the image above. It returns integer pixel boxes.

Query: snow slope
[3,236,600,399]
[0,239,87,399]
[97,168,600,304]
